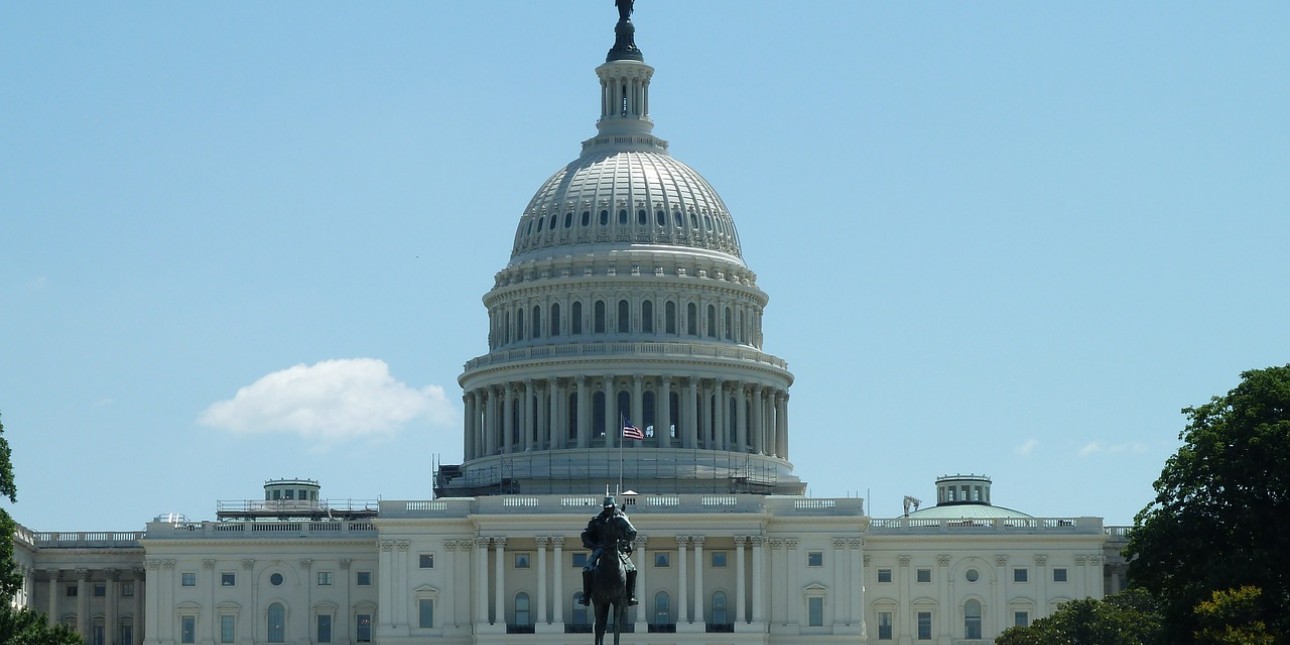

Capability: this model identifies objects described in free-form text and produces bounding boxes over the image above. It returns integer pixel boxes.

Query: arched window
[550,303,561,337]
[564,212,573,228]
[617,300,630,333]
[665,301,677,334]
[642,300,654,333]
[728,397,738,443]
[687,303,698,336]
[653,591,671,626]
[724,307,733,340]
[711,591,728,626]
[516,308,525,341]
[637,209,647,225]
[655,210,666,226]
[618,209,628,225]
[532,305,541,339]
[737,309,744,344]
[572,302,583,335]
[674,211,683,228]
[581,211,590,226]
[267,603,285,643]
[549,214,557,230]
[965,599,982,639]
[536,216,545,231]
[707,305,717,338]
[600,210,609,225]
[514,592,531,626]
[594,301,606,334]
[505,311,511,344]
[567,392,579,440]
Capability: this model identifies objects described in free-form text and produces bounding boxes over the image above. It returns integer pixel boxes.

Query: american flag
[622,422,644,441]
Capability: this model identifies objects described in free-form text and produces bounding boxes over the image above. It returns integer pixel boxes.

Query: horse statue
[590,521,631,645]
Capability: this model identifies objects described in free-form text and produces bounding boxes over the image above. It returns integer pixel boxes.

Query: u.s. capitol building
[12,6,1128,645]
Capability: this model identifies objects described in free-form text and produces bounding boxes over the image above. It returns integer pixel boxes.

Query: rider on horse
[578,495,638,606]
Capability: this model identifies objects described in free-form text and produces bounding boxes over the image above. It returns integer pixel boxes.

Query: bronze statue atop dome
[608,0,643,62]
[616,0,633,23]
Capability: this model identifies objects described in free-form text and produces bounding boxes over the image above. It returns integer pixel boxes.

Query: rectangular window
[1014,611,1029,627]
[221,572,236,587]
[916,568,931,583]
[572,553,588,568]
[419,554,435,569]
[807,596,824,627]
[66,584,77,597]
[878,610,893,639]
[514,553,531,569]
[181,616,196,643]
[877,568,892,583]
[356,571,372,586]
[1014,568,1029,583]
[181,572,197,587]
[93,583,106,597]
[220,615,235,643]
[122,581,134,597]
[917,611,932,639]
[653,552,670,568]
[711,552,727,567]
[1053,567,1068,582]
[91,625,104,645]
[316,614,332,643]
[317,571,332,586]
[807,551,823,567]
[419,598,434,628]
[356,613,372,642]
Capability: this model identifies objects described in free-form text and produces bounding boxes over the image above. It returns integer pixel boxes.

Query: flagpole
[619,412,625,494]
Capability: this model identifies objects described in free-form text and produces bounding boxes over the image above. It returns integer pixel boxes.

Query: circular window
[270,572,284,586]
[965,568,979,582]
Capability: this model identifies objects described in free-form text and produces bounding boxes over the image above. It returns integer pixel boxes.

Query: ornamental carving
[937,555,951,567]
[242,559,255,570]
[202,559,216,570]
[1034,555,1048,566]
[734,536,748,547]
[897,555,911,567]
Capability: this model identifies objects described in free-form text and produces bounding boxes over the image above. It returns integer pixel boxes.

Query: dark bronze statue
[608,0,642,61]
[615,0,633,23]
[579,496,637,645]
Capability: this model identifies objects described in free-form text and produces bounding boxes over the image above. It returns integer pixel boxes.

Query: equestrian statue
[579,495,638,645]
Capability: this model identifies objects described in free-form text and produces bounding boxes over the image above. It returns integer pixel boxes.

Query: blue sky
[2,1,1287,530]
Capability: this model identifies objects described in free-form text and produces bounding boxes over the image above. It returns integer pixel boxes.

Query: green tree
[1194,586,1275,645]
[993,589,1163,645]
[1125,365,1290,643]
[0,412,84,645]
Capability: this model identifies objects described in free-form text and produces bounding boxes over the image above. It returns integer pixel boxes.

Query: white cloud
[1016,438,1039,456]
[1078,441,1148,458]
[199,358,454,443]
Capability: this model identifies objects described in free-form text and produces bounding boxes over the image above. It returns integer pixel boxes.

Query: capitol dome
[438,7,802,498]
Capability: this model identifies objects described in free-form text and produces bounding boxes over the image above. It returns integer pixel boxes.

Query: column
[752,387,765,454]
[1035,555,1048,618]
[577,377,591,448]
[937,555,951,639]
[133,567,145,645]
[106,569,119,645]
[633,536,648,632]
[713,380,725,450]
[443,542,457,628]
[379,542,394,628]
[493,538,507,626]
[693,536,706,625]
[767,540,783,625]
[535,537,549,624]
[503,387,514,454]
[603,376,616,448]
[553,538,565,627]
[734,537,747,624]
[774,392,787,457]
[676,537,689,624]
[631,375,643,434]
[897,555,911,642]
[485,390,498,455]
[76,569,89,637]
[850,539,865,633]
[833,541,847,626]
[46,569,59,627]
[786,539,799,627]
[995,555,1008,636]
[658,376,672,448]
[685,378,699,449]
[548,378,560,449]
[142,562,158,643]
[764,392,777,458]
[522,380,533,451]
[751,537,765,624]
[736,384,748,452]
[475,538,490,626]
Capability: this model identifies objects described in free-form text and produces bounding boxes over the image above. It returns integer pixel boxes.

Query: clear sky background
[2,1,1287,531]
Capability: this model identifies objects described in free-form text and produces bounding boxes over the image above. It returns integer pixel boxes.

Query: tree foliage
[0,412,83,645]
[993,590,1163,645]
[1194,586,1275,645]
[1124,365,1290,643]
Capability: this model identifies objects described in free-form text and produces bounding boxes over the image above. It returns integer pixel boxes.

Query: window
[878,611,893,639]
[594,301,606,333]
[67,584,78,597]
[269,572,284,586]
[964,599,982,639]
[91,624,104,645]
[916,568,932,583]
[706,304,717,337]
[1014,611,1030,627]
[599,210,609,225]
[653,591,671,626]
[317,571,333,586]
[284,489,294,500]
[514,553,530,569]
[654,552,670,567]
[419,598,435,628]
[572,553,588,568]
[917,611,932,639]
[617,300,630,333]
[877,568,893,583]
[550,303,561,336]
[642,300,654,333]
[182,572,197,587]
[965,568,979,582]
[419,554,435,569]
[711,552,727,567]
[687,303,697,335]
[181,615,196,643]
[317,614,332,643]
[119,619,133,645]
[220,615,236,643]
[665,301,677,334]
[711,591,729,626]
[807,551,823,567]
[572,302,583,335]
[221,572,236,587]
[514,592,531,626]
[618,209,628,225]
[1053,567,1068,582]
[267,603,285,643]
[93,583,106,597]
[807,596,824,627]
[1014,568,1029,583]
[356,571,372,586]
[122,581,134,597]
[356,613,372,643]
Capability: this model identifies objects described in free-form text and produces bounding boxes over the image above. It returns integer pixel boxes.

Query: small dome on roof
[906,474,1033,519]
